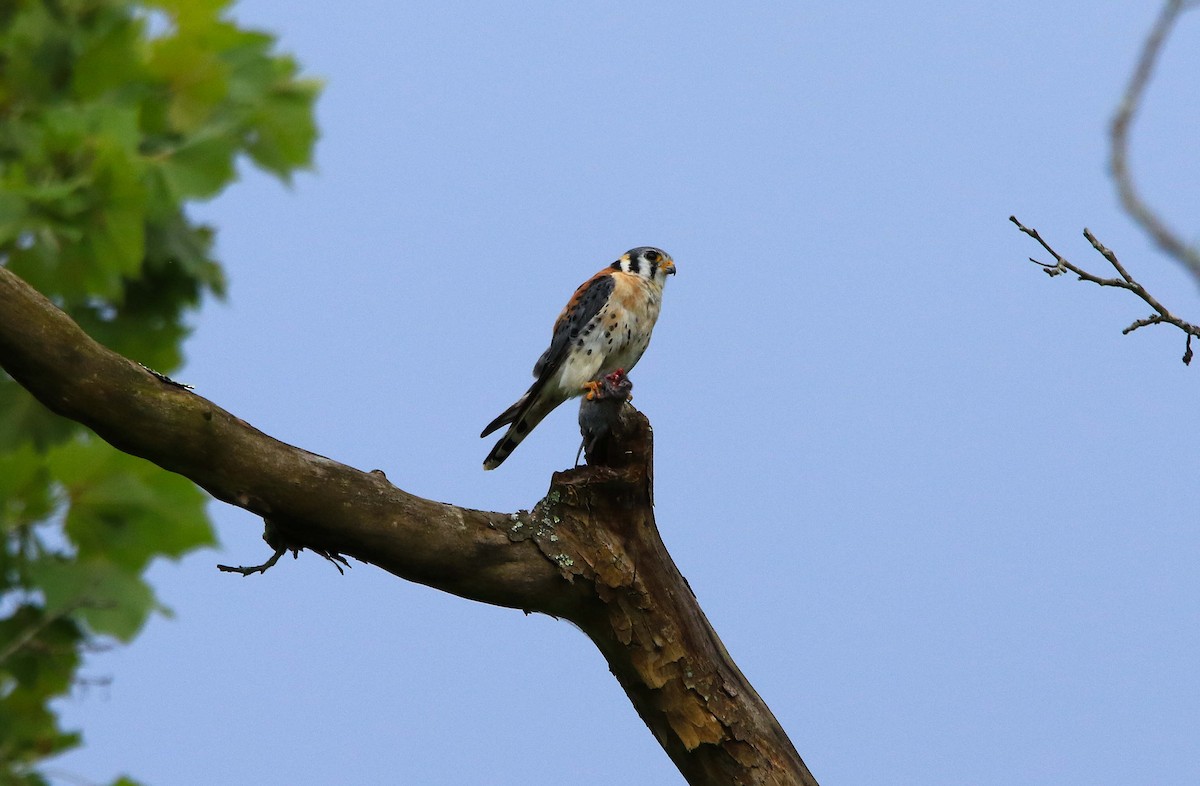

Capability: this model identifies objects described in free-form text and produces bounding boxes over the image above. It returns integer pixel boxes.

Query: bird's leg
[582,380,603,401]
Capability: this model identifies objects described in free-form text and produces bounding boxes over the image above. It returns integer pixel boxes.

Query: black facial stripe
[628,256,640,276]
[649,259,658,278]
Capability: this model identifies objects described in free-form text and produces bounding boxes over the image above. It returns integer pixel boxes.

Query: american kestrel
[481,247,676,470]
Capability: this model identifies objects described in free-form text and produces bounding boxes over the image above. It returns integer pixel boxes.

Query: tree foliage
[0,1,318,782]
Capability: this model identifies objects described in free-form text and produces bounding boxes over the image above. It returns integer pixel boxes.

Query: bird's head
[613,247,675,285]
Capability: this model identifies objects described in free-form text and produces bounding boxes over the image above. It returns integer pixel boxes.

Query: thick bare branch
[0,265,817,786]
[0,266,561,610]
[1110,0,1200,281]
[1010,216,1200,364]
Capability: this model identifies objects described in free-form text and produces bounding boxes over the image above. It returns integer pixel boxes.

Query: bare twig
[217,545,289,576]
[1010,216,1200,364]
[217,518,351,576]
[1110,0,1200,281]
[218,549,350,576]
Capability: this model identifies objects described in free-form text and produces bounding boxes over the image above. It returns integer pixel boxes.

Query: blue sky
[52,2,1200,784]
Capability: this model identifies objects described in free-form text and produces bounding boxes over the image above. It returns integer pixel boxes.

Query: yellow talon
[582,380,602,401]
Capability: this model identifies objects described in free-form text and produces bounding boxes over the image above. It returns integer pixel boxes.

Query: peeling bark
[0,266,818,786]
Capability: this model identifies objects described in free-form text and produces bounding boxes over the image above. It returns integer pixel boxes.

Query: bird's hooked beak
[663,259,676,275]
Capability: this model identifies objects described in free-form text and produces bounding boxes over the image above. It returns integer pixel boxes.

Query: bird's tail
[480,392,528,439]
[482,391,554,470]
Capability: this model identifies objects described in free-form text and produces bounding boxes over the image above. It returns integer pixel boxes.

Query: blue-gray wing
[479,268,617,458]
[531,269,615,380]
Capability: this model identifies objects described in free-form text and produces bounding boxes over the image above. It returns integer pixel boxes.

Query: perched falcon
[481,247,676,470]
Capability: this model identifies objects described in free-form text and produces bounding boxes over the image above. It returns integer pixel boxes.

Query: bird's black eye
[643,250,660,263]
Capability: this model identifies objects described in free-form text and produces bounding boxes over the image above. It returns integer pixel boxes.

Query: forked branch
[1013,1,1200,364]
[1010,216,1200,364]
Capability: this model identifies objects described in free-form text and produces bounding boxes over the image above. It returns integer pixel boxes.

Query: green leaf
[148,31,231,133]
[146,215,224,297]
[84,111,149,285]
[0,443,55,529]
[245,78,321,180]
[75,308,189,371]
[0,191,28,246]
[154,134,237,200]
[0,692,81,774]
[0,0,320,779]
[0,605,86,770]
[27,556,157,643]
[0,376,81,451]
[0,605,83,699]
[71,13,146,101]
[49,439,215,572]
[150,0,232,27]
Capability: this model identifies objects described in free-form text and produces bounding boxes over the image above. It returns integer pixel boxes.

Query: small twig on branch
[1010,215,1200,364]
[217,518,351,576]
[1110,0,1200,282]
[217,545,289,576]
[217,547,348,576]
